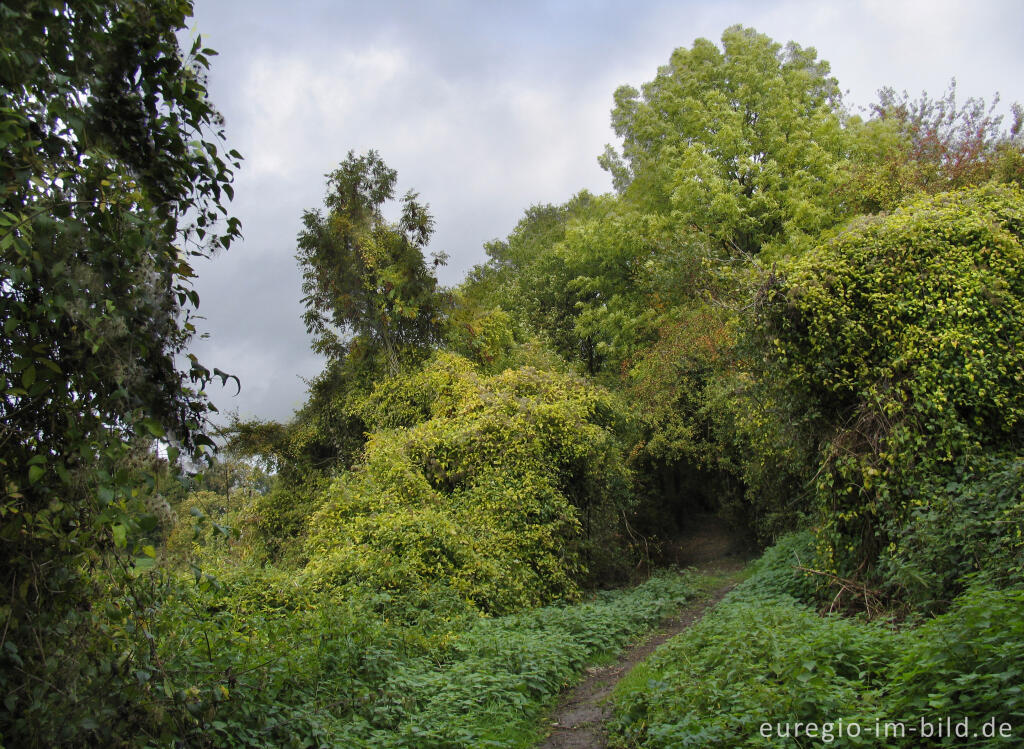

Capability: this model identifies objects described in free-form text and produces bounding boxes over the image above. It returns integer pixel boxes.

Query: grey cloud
[185,0,1022,425]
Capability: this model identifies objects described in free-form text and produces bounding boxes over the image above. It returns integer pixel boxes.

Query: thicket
[747,186,1023,605]
[301,351,638,612]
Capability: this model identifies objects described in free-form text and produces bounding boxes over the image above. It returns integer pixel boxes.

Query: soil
[536,517,750,749]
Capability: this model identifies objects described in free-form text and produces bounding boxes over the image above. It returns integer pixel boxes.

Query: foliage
[354,571,698,747]
[296,150,449,372]
[734,530,820,604]
[843,84,1024,213]
[465,192,613,372]
[227,357,376,488]
[9,13,1024,744]
[603,25,848,254]
[302,352,637,614]
[235,151,454,495]
[445,304,522,373]
[623,305,746,540]
[885,581,1024,746]
[163,489,260,567]
[754,185,1024,603]
[0,2,238,742]
[890,455,1024,605]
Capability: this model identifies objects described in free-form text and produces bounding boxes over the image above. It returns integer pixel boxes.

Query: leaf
[142,418,166,438]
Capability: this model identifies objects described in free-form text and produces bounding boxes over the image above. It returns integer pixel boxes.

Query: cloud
[186,0,1023,424]
[239,47,409,179]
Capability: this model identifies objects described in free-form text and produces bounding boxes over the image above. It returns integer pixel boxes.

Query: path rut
[537,555,746,749]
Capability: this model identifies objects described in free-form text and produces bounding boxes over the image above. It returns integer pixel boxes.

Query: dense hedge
[756,185,1024,604]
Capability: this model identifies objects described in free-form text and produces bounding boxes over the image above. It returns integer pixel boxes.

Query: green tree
[0,1,239,740]
[297,150,448,373]
[225,152,450,537]
[602,25,848,255]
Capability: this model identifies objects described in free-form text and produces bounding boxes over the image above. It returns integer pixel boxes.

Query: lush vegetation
[3,7,1023,747]
[610,534,1024,747]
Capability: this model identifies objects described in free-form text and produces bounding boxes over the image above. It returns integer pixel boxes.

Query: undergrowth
[19,569,699,747]
[609,533,1024,747]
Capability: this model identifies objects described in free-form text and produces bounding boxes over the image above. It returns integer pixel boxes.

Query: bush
[0,564,696,747]
[888,455,1024,607]
[755,185,1024,602]
[303,353,636,614]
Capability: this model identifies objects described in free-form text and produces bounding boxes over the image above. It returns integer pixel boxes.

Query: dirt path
[537,554,746,749]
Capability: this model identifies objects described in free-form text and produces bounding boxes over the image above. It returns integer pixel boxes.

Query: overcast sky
[184,0,1023,423]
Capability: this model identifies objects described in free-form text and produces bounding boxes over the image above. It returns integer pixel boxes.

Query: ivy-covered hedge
[756,185,1024,604]
[303,352,636,614]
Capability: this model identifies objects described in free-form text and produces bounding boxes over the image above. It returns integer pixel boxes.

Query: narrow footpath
[538,518,749,749]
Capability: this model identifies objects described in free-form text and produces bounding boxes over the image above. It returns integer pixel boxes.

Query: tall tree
[297,150,448,373]
[601,25,848,255]
[0,1,239,738]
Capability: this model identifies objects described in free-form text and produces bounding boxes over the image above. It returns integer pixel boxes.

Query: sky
[184,0,1024,423]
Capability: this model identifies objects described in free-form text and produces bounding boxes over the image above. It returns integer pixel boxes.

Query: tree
[464,191,629,374]
[0,1,239,739]
[842,83,1024,213]
[601,25,848,255]
[297,150,448,373]
[223,153,448,515]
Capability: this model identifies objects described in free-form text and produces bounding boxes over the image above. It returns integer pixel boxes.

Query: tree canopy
[601,24,848,254]
[1,1,239,739]
[297,150,449,372]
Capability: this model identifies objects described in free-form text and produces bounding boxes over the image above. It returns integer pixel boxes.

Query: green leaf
[142,419,166,438]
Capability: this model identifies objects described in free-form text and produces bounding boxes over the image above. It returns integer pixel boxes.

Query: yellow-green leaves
[606,25,848,255]
[757,185,1024,598]
[303,353,634,614]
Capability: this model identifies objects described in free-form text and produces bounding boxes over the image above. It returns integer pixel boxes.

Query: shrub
[755,185,1024,603]
[303,353,636,614]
